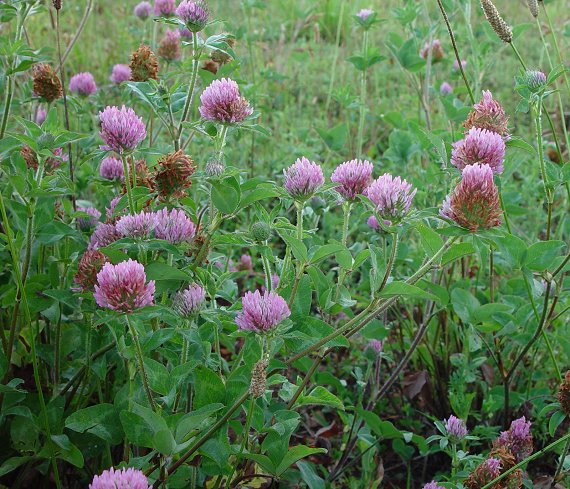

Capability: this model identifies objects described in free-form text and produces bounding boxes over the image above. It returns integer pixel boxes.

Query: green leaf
[524,240,566,271]
[441,242,475,266]
[315,123,347,152]
[65,404,122,444]
[153,429,177,456]
[297,460,326,489]
[275,445,327,476]
[309,244,346,265]
[193,367,226,409]
[144,358,171,395]
[211,181,240,214]
[549,410,566,437]
[295,386,344,411]
[450,288,480,323]
[378,282,438,301]
[415,222,443,258]
[145,262,191,281]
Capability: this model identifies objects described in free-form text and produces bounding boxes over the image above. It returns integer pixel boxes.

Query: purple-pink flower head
[154,207,196,243]
[89,466,152,489]
[453,59,467,71]
[176,0,209,32]
[199,78,253,124]
[134,1,153,19]
[444,415,468,441]
[283,157,325,200]
[367,339,383,354]
[69,72,97,97]
[422,482,445,489]
[106,196,123,221]
[88,223,121,250]
[173,283,206,317]
[115,211,156,239]
[77,206,102,231]
[330,159,373,200]
[451,127,505,174]
[440,82,453,95]
[464,90,509,138]
[158,30,182,61]
[94,259,155,312]
[440,163,502,232]
[154,0,176,16]
[420,39,444,61]
[495,416,533,462]
[357,8,374,21]
[364,173,417,224]
[235,290,291,333]
[35,107,47,125]
[110,64,132,84]
[524,69,547,92]
[100,156,124,181]
[99,105,146,154]
[239,254,253,271]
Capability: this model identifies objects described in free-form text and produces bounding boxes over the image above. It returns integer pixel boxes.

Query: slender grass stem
[325,1,345,114]
[356,30,369,158]
[121,154,136,214]
[126,315,156,411]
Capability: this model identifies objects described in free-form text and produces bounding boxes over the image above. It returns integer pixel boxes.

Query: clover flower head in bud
[35,108,47,125]
[32,64,62,103]
[154,0,176,16]
[94,259,155,312]
[99,105,146,154]
[464,90,510,138]
[330,159,373,200]
[74,250,109,291]
[235,290,291,333]
[283,157,325,200]
[110,64,132,84]
[154,207,196,243]
[495,416,533,462]
[88,223,121,250]
[440,82,453,95]
[69,72,97,97]
[89,467,152,489]
[115,211,156,239]
[251,221,272,242]
[158,30,181,62]
[199,78,253,124]
[440,163,502,232]
[134,1,153,19]
[100,156,124,181]
[173,283,206,317]
[77,206,102,231]
[451,127,505,174]
[422,482,445,489]
[176,0,209,32]
[444,415,468,442]
[523,69,547,92]
[364,173,416,224]
[420,39,444,61]
[356,8,374,21]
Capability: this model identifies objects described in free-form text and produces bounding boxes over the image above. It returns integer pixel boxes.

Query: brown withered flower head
[52,0,62,10]
[558,370,570,415]
[158,30,181,62]
[464,90,510,138]
[32,64,63,103]
[74,250,109,291]
[489,447,523,489]
[202,59,219,74]
[129,44,159,82]
[123,157,155,191]
[249,359,268,398]
[464,458,502,489]
[21,146,67,173]
[153,150,196,199]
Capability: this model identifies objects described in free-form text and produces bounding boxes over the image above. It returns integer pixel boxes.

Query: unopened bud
[250,222,271,242]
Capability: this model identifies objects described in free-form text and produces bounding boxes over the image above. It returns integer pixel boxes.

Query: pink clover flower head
[110,64,132,84]
[69,72,97,96]
[364,173,416,223]
[330,159,373,200]
[440,163,501,232]
[451,127,505,174]
[176,0,209,32]
[89,466,152,489]
[236,290,290,333]
[199,78,253,124]
[173,283,206,316]
[154,207,196,243]
[100,156,124,181]
[283,157,325,200]
[115,211,156,239]
[93,259,155,312]
[99,105,146,154]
